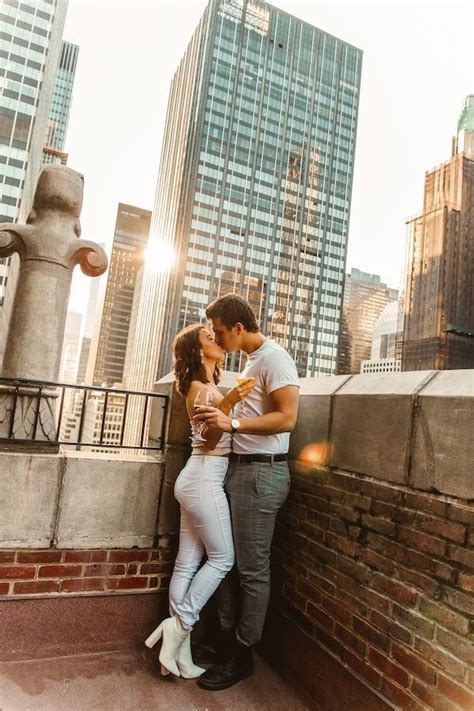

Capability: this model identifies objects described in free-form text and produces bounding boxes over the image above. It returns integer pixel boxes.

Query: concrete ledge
[55,454,163,548]
[0,453,61,547]
[411,370,474,499]
[330,371,436,484]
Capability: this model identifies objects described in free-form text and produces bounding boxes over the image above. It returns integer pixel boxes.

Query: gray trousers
[215,459,290,646]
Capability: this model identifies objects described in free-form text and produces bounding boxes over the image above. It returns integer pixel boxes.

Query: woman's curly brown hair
[172,324,221,397]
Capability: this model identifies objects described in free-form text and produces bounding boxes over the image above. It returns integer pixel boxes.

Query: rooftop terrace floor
[0,648,313,711]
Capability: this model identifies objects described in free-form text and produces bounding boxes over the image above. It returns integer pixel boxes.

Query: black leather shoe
[197,645,253,690]
[192,628,235,666]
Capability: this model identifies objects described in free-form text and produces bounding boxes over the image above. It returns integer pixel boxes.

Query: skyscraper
[0,0,69,365]
[402,96,474,371]
[58,310,82,384]
[43,39,79,165]
[89,204,151,387]
[76,260,103,384]
[337,268,398,374]
[360,299,403,374]
[127,0,362,394]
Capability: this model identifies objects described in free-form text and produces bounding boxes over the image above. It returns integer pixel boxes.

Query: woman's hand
[225,378,255,407]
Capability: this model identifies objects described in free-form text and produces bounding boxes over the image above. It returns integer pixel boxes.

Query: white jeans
[169,454,234,631]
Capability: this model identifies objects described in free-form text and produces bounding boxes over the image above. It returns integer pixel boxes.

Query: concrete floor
[0,649,313,711]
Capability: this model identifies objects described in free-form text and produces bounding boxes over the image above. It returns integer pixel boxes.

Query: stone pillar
[0,165,108,444]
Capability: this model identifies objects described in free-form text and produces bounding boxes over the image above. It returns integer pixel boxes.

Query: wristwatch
[230,418,241,435]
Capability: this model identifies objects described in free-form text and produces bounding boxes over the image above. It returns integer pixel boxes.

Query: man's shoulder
[263,340,296,365]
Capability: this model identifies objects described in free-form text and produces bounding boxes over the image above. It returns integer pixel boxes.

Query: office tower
[90,204,151,387]
[59,310,82,384]
[402,96,474,371]
[0,0,69,365]
[337,268,398,374]
[43,40,79,165]
[128,0,362,396]
[361,299,403,374]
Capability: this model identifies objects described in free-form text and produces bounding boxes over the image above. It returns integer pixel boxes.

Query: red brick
[106,576,148,590]
[335,589,368,617]
[373,573,418,607]
[361,514,396,537]
[83,564,126,577]
[38,565,82,579]
[61,578,105,593]
[419,597,470,636]
[358,586,390,614]
[397,526,446,556]
[353,618,390,653]
[391,604,434,640]
[433,561,456,583]
[366,532,406,562]
[414,638,465,681]
[334,623,366,658]
[16,550,62,564]
[90,551,108,562]
[307,541,336,565]
[458,571,474,593]
[0,583,10,594]
[436,627,474,666]
[157,575,171,590]
[0,552,15,563]
[402,492,447,518]
[437,674,474,709]
[328,501,360,524]
[410,678,441,708]
[321,595,352,626]
[328,516,347,536]
[63,551,93,563]
[381,679,426,711]
[14,580,60,594]
[127,564,138,575]
[139,563,170,575]
[306,601,333,630]
[448,544,474,569]
[344,492,371,511]
[324,531,358,557]
[282,585,307,613]
[0,565,35,580]
[150,547,175,561]
[295,577,322,604]
[361,548,395,575]
[307,571,335,596]
[444,587,474,616]
[370,610,411,645]
[447,504,474,526]
[359,480,401,504]
[369,648,410,688]
[417,515,466,543]
[391,642,436,685]
[371,500,398,519]
[337,556,371,584]
[396,565,441,597]
[108,550,149,563]
[148,577,159,588]
[340,647,382,690]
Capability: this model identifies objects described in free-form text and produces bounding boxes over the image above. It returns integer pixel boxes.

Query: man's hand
[194,406,232,433]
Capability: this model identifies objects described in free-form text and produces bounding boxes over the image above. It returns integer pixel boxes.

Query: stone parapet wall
[270,368,473,711]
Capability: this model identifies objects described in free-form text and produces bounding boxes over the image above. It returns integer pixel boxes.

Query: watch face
[231,418,240,430]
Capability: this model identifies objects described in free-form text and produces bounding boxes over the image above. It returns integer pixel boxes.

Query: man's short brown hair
[206,293,259,332]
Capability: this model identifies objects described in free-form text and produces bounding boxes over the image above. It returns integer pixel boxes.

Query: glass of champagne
[236,376,255,417]
[193,390,213,442]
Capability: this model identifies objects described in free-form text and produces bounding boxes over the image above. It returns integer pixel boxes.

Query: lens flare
[299,442,333,467]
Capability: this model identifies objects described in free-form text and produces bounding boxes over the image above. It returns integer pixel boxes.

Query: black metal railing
[0,376,168,452]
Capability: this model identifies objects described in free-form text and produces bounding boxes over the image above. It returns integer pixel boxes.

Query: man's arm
[194,384,299,434]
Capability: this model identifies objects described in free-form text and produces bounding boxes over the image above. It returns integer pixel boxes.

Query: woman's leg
[168,508,204,618]
[175,457,234,631]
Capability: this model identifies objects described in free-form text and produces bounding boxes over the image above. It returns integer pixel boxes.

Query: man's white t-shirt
[232,339,300,455]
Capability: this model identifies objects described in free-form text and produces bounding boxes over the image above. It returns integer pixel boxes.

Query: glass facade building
[43,39,78,165]
[402,96,474,371]
[0,0,68,363]
[128,0,362,393]
[89,204,151,387]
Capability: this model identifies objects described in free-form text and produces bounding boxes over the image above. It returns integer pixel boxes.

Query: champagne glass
[236,376,255,417]
[193,391,213,442]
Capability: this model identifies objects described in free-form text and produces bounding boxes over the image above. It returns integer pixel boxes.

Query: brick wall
[272,466,474,711]
[0,542,175,598]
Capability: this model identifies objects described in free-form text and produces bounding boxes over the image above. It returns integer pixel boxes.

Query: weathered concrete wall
[0,451,163,548]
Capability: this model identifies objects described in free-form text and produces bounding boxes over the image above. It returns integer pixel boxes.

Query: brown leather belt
[230,453,288,464]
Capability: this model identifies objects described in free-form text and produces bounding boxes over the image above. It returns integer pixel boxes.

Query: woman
[145,324,253,678]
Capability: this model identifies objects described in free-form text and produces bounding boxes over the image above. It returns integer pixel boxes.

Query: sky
[64,0,473,315]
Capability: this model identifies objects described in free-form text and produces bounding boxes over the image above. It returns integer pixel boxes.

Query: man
[194,293,300,690]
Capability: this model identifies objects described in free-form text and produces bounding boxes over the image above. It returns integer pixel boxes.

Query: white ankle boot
[177,634,206,679]
[145,616,188,676]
